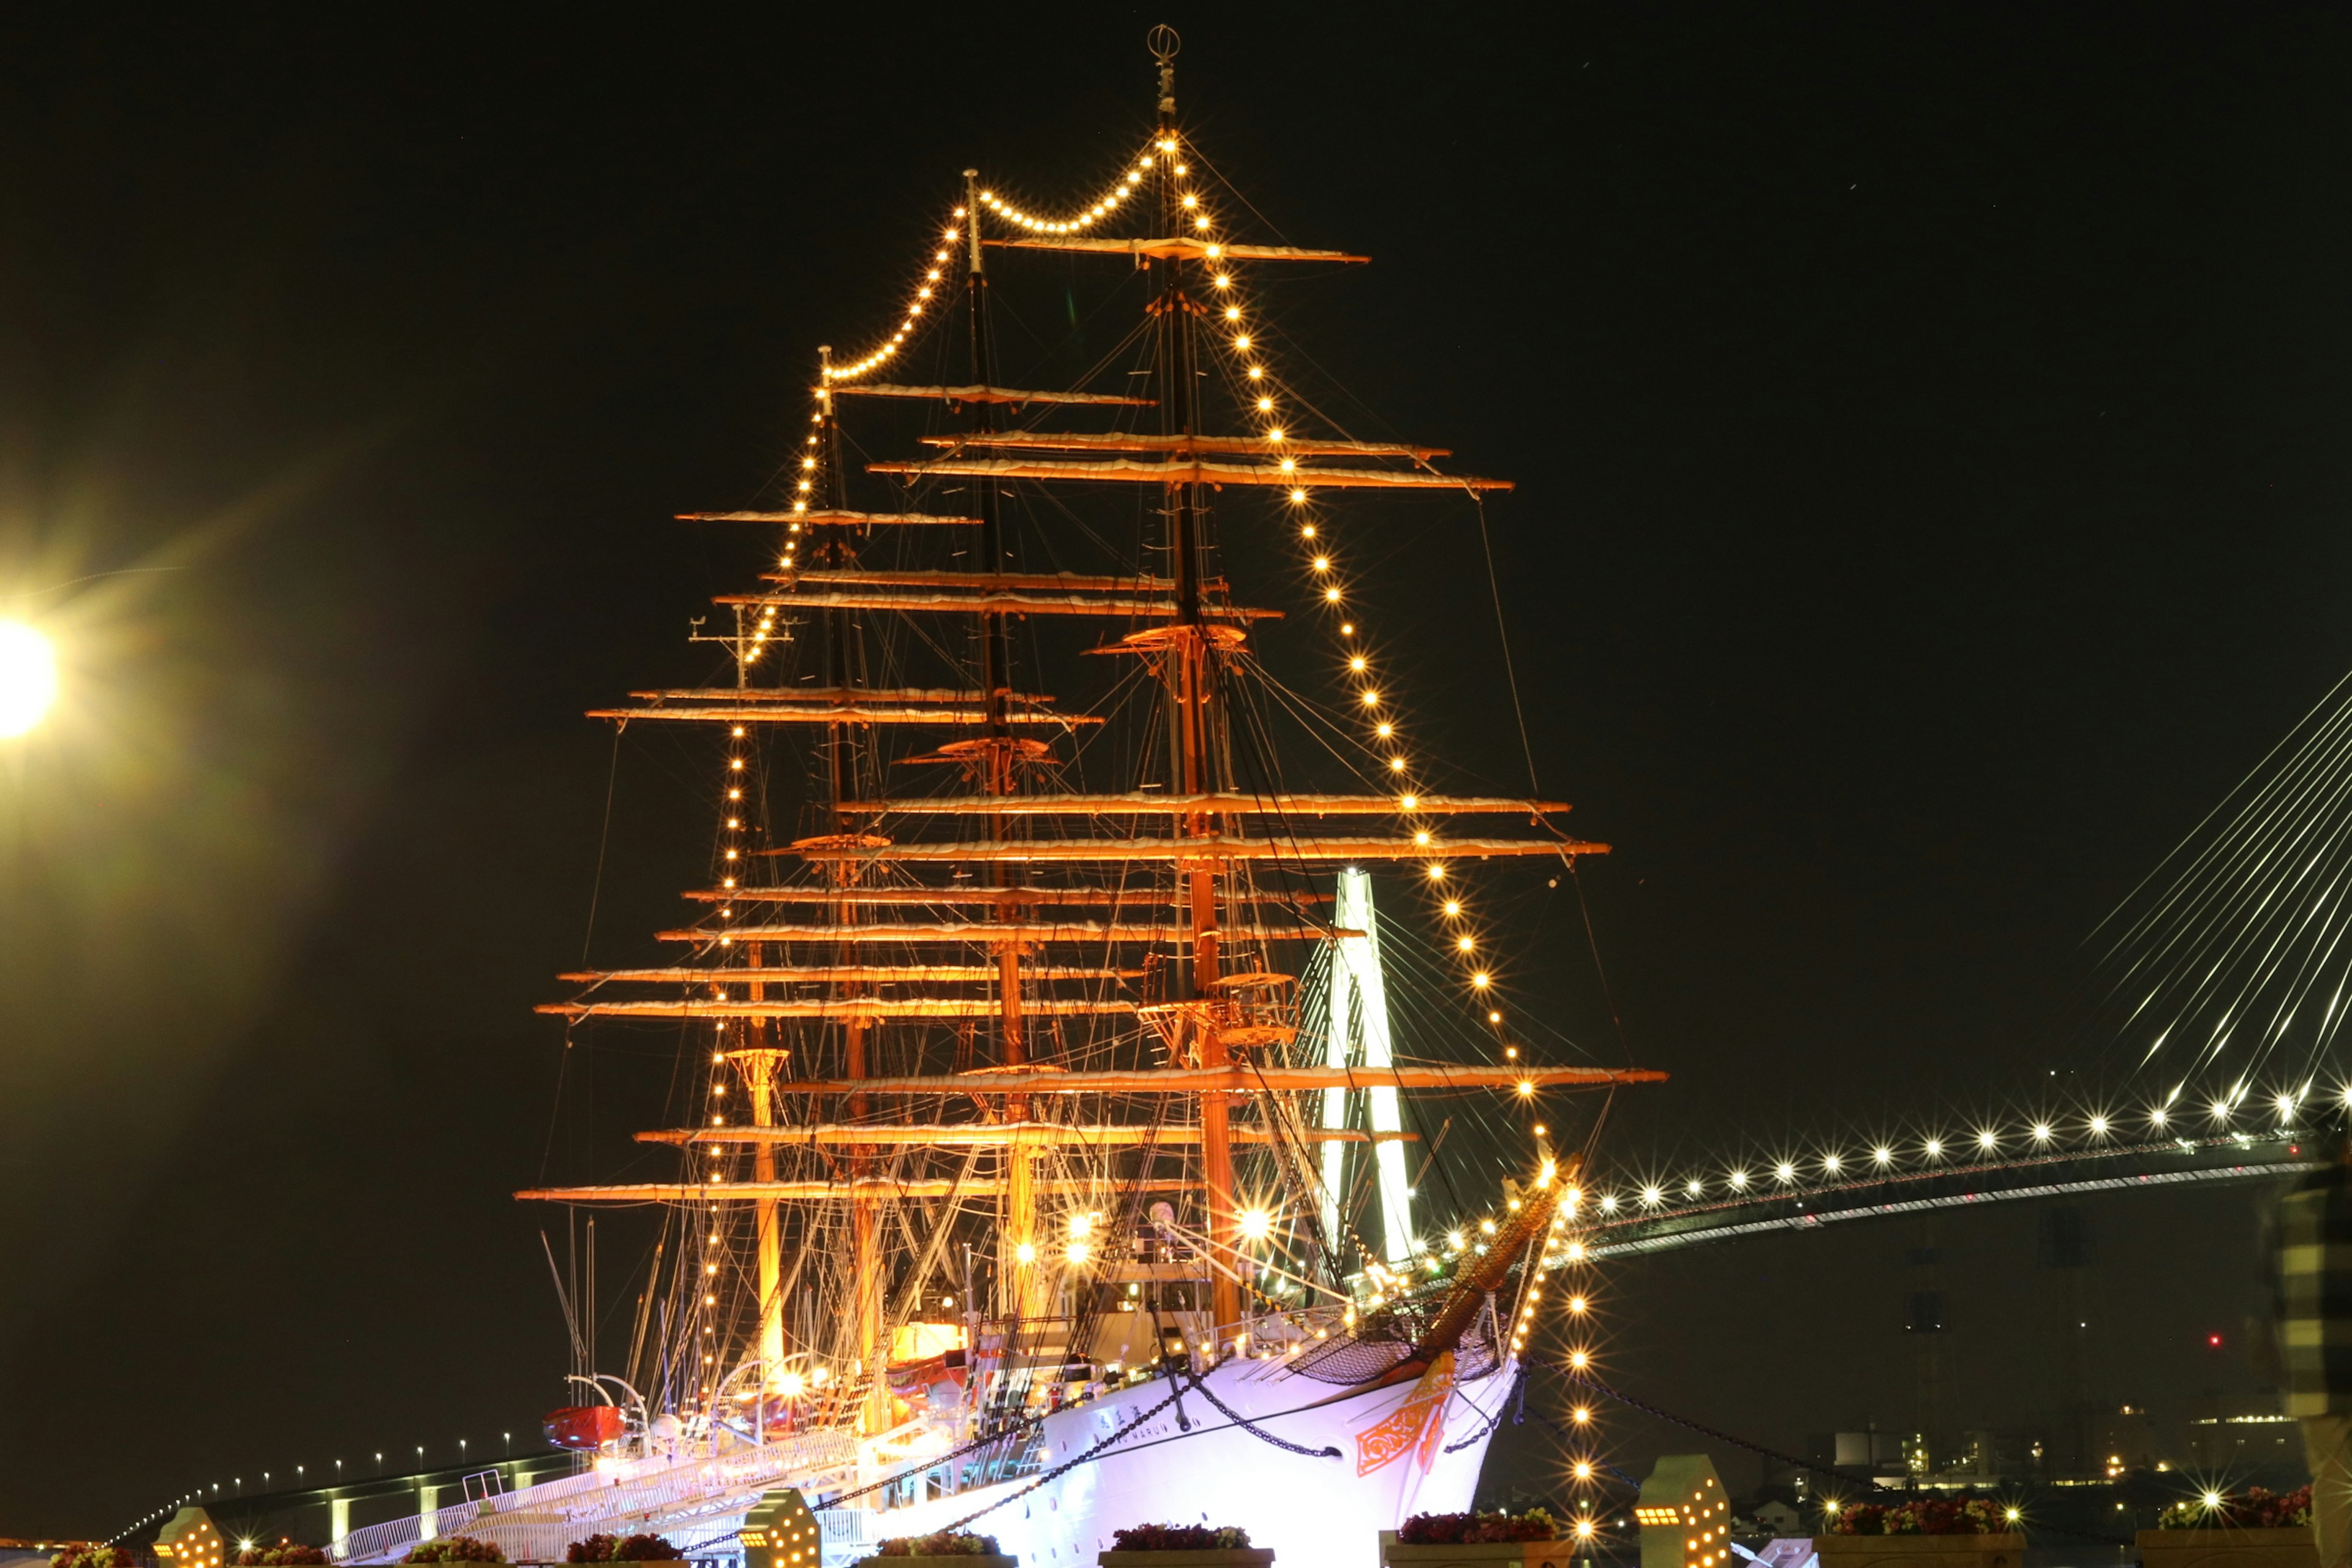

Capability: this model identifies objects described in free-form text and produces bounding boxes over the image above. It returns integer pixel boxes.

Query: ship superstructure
[491,29,1662,1567]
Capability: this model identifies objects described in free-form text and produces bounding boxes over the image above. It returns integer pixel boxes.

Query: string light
[973,141,1161,233]
[821,224,962,382]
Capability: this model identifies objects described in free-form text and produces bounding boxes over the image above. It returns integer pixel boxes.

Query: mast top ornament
[1150,24,1180,115]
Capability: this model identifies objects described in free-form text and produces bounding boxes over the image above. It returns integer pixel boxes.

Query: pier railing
[328,1433,859,1565]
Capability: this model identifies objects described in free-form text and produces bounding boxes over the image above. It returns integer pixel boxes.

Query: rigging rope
[1472,496,1540,798]
[580,723,625,964]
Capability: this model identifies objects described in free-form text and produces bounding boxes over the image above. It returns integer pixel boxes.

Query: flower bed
[1098,1523,1273,1567]
[851,1532,1016,1568]
[52,1550,138,1568]
[568,1535,686,1563]
[239,1547,331,1566]
[1814,1526,2021,1568]
[1382,1509,1579,1566]
[1829,1500,2010,1536]
[2141,1493,2316,1568]
[871,1536,1002,1558]
[2158,1489,2313,1531]
[403,1539,506,1564]
[1399,1512,1559,1545]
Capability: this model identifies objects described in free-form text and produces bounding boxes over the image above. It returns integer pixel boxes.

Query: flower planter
[1098,1553,1274,1567]
[854,1558,1017,1568]
[2138,1528,2318,1568]
[1380,1537,1578,1568]
[1812,1534,2024,1568]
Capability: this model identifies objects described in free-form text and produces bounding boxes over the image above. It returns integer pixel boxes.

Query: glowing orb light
[0,620,56,738]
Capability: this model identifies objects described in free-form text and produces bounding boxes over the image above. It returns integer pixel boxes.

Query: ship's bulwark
[856,1352,1511,1568]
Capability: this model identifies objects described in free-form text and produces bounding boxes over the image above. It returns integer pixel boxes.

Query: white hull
[852,1352,1515,1568]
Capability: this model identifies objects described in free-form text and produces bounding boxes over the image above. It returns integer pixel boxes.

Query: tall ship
[349,31,1664,1568]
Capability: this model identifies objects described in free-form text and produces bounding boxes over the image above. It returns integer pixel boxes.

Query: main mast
[1144,32,1246,1336]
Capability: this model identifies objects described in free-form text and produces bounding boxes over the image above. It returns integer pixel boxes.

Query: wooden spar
[712,590,1281,619]
[677,886,1330,907]
[753,1064,1667,1095]
[677,510,984,526]
[627,687,1062,706]
[869,456,1511,492]
[984,236,1370,264]
[657,921,1356,943]
[637,1123,1422,1147]
[537,998,1137,1020]
[789,834,1608,862]
[588,704,1099,726]
[834,791,1575,816]
[558,965,1140,985]
[918,432,1451,461]
[516,1178,1198,1203]
[770,568,1175,594]
[829,383,1155,406]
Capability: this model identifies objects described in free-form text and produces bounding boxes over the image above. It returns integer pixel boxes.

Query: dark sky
[3,2,2350,1537]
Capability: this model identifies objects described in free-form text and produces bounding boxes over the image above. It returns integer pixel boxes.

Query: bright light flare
[0,621,57,738]
[1237,1207,1275,1242]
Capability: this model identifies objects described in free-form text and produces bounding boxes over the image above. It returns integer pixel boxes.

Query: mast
[963,170,1044,1325]
[1146,30,1243,1338]
[814,350,888,1430]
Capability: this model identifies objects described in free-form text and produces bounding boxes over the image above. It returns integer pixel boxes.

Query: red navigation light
[2206,1333,2224,1348]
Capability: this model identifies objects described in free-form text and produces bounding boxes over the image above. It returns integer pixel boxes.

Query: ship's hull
[847,1351,1513,1568]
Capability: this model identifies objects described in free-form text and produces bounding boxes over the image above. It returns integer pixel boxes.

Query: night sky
[5,3,2352,1537]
